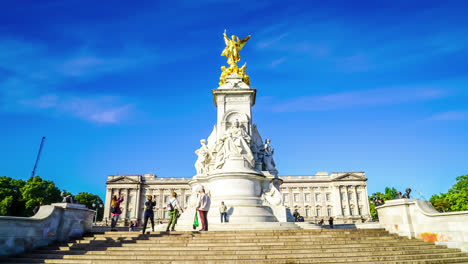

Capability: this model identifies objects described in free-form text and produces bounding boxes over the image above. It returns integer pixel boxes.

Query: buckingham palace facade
[104,172,371,224]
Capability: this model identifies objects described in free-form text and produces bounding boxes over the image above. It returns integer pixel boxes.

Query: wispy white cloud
[270,86,449,112]
[0,38,153,124]
[270,57,286,67]
[257,33,289,49]
[429,111,468,121]
[18,94,134,124]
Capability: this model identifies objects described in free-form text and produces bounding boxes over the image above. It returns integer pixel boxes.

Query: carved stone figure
[215,119,254,169]
[262,182,283,206]
[402,188,411,199]
[195,139,212,175]
[61,191,75,203]
[262,139,276,171]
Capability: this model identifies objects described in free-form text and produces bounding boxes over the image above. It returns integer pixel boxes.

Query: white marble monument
[177,69,292,226]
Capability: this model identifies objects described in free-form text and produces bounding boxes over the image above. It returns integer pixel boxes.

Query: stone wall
[377,199,468,252]
[0,203,95,256]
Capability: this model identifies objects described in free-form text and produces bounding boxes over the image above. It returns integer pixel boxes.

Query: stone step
[23,248,461,259]
[31,246,459,256]
[3,254,468,264]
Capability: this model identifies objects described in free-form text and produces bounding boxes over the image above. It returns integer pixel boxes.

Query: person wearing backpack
[166,192,184,232]
[110,193,124,231]
[142,195,156,234]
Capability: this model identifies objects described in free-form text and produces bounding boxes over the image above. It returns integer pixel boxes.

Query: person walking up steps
[166,192,184,232]
[110,193,124,231]
[142,195,156,234]
[197,188,211,231]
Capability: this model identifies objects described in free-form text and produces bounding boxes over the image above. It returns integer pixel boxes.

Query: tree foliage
[0,176,103,218]
[430,175,468,212]
[21,176,62,216]
[0,176,26,216]
[74,192,104,221]
[368,187,398,219]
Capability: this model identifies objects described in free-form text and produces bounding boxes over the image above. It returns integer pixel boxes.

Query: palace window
[327,207,332,216]
[164,195,169,204]
[326,193,330,201]
[283,194,289,203]
[342,207,346,216]
[358,207,362,215]
[304,194,310,202]
[126,209,132,218]
[315,193,321,202]
[293,193,299,202]
[350,207,354,216]
[305,208,310,217]
[357,192,362,201]
[316,207,321,216]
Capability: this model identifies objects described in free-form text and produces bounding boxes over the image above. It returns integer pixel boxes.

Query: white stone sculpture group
[194,119,277,175]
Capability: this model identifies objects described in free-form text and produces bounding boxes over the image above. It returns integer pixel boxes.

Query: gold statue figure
[219,29,251,86]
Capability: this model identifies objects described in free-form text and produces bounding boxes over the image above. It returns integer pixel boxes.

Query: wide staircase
[2,229,468,264]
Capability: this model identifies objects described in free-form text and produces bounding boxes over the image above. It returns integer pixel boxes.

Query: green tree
[0,176,26,216]
[446,175,468,211]
[430,175,468,212]
[74,192,104,221]
[368,187,399,219]
[21,176,61,216]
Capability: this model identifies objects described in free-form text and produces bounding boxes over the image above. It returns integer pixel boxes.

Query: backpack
[167,199,174,212]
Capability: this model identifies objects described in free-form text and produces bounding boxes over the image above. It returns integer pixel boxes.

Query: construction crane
[31,136,46,178]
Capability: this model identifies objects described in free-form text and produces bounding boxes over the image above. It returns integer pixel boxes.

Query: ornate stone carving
[195,139,212,175]
[262,138,277,173]
[215,119,254,169]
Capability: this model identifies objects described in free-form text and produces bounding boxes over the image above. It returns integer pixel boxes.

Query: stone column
[288,187,293,208]
[332,185,340,216]
[354,186,360,215]
[104,188,112,220]
[299,187,305,215]
[159,188,164,219]
[122,188,129,221]
[135,186,141,220]
[181,188,186,208]
[362,185,371,217]
[346,186,351,216]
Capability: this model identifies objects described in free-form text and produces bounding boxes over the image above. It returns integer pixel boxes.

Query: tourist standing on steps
[328,217,334,228]
[197,188,211,231]
[219,201,227,223]
[166,192,184,232]
[110,193,124,231]
[142,195,156,234]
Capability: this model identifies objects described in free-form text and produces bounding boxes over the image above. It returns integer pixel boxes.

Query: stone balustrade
[377,199,468,252]
[0,203,95,256]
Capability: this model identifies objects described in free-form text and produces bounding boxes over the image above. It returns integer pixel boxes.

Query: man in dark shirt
[142,195,156,234]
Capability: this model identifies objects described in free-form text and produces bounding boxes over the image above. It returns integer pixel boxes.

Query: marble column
[122,188,129,221]
[104,188,112,220]
[362,185,371,217]
[346,186,352,216]
[135,186,141,220]
[331,185,339,216]
[354,186,360,215]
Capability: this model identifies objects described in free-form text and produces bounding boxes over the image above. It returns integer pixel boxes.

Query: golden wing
[223,29,230,46]
[239,35,251,50]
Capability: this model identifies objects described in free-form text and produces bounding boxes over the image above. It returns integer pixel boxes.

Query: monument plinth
[177,30,292,228]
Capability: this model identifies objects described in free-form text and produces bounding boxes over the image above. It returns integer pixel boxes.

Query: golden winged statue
[219,29,251,86]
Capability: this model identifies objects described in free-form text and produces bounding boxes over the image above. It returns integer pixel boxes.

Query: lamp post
[92,200,103,225]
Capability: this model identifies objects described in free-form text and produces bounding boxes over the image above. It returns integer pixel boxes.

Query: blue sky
[0,0,467,200]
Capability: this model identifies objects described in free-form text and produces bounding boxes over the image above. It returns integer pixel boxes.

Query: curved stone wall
[0,203,95,256]
[377,199,468,252]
